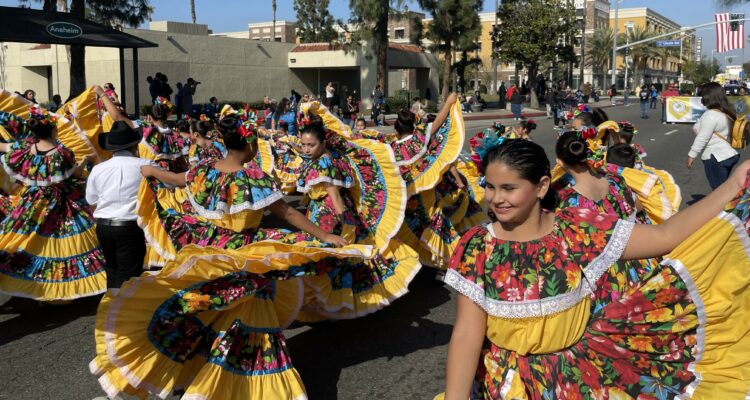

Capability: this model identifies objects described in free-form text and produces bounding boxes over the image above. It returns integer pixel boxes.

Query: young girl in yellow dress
[0,108,106,300]
[186,118,226,166]
[441,139,750,399]
[293,115,419,319]
[139,99,188,173]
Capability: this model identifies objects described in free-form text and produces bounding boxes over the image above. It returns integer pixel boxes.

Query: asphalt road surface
[0,102,741,399]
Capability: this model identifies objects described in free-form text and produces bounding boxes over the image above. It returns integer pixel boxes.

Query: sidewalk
[374,98,622,125]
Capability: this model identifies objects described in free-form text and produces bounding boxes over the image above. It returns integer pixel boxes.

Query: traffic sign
[656,40,681,47]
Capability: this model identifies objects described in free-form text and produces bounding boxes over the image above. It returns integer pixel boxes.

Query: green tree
[454,45,483,93]
[683,57,720,84]
[414,0,482,100]
[347,0,404,96]
[20,0,152,99]
[294,0,337,43]
[587,28,613,89]
[493,0,577,108]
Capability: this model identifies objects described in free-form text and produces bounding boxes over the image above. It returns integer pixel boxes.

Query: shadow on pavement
[0,295,101,346]
[287,267,453,399]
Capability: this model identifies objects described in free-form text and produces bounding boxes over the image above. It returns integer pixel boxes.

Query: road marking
[665,129,678,136]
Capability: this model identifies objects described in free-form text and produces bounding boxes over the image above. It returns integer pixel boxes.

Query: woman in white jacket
[687,82,739,189]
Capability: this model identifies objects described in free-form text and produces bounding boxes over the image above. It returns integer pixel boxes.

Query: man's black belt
[96,218,139,227]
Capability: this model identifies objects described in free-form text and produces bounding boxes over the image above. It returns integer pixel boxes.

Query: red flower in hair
[580,126,597,140]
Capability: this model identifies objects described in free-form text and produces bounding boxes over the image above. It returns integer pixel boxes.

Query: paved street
[0,102,741,399]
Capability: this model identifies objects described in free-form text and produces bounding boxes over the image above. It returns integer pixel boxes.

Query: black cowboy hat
[98,120,142,152]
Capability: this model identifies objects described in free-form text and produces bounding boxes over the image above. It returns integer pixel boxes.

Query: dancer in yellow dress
[441,139,750,399]
[0,107,106,300]
[91,114,374,400]
[293,115,419,319]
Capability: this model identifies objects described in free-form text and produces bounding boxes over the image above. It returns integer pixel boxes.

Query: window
[395,28,405,39]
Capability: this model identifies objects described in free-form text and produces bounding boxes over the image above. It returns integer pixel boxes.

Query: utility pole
[611,0,619,87]
[578,2,586,89]
[272,0,277,42]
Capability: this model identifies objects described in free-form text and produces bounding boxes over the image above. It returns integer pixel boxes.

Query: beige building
[248,20,296,43]
[610,7,694,88]
[574,0,612,89]
[1,20,437,112]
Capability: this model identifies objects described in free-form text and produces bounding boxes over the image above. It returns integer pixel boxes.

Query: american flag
[716,13,745,53]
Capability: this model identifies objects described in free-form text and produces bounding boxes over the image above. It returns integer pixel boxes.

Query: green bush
[384,97,409,113]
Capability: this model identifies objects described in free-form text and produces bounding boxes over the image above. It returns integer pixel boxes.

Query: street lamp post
[611,0,620,87]
[493,0,498,94]
[579,5,586,89]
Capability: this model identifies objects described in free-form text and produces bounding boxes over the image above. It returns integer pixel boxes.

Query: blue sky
[4,0,750,64]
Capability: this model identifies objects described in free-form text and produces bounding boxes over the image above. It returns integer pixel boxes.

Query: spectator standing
[325,82,335,108]
[22,89,36,104]
[582,81,592,103]
[687,82,739,189]
[174,82,184,117]
[498,81,507,110]
[649,84,658,109]
[410,96,425,119]
[344,94,359,128]
[206,96,219,120]
[425,87,432,106]
[147,76,158,103]
[639,85,650,119]
[509,84,524,120]
[272,98,297,135]
[608,84,617,105]
[660,83,680,124]
[473,90,486,110]
[545,86,556,119]
[48,94,62,112]
[371,85,385,126]
[157,73,173,101]
[264,101,276,130]
[182,78,199,118]
[103,83,119,104]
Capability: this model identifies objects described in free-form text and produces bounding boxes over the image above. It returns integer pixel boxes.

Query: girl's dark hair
[591,108,609,127]
[606,143,636,168]
[574,112,594,126]
[520,120,537,132]
[555,131,588,166]
[700,82,736,120]
[27,119,54,140]
[355,117,367,125]
[618,124,635,144]
[148,104,168,121]
[275,98,289,118]
[191,120,214,138]
[483,139,557,211]
[217,116,248,151]
[277,120,289,132]
[300,115,326,143]
[175,119,191,133]
[394,109,415,134]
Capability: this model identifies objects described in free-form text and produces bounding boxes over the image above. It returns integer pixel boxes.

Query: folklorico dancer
[440,139,750,399]
[186,117,226,167]
[91,110,374,399]
[0,106,106,301]
[292,114,420,320]
[138,97,188,173]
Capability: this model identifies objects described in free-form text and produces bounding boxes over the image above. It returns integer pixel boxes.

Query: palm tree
[620,25,658,87]
[587,28,613,88]
[657,46,677,84]
[190,0,196,24]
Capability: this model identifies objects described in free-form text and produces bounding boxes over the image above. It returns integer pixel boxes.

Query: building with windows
[247,20,296,43]
[610,7,695,89]
[573,0,612,90]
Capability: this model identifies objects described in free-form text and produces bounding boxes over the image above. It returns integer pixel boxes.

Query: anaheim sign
[46,22,82,39]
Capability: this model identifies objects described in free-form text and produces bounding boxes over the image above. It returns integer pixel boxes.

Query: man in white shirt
[86,120,151,289]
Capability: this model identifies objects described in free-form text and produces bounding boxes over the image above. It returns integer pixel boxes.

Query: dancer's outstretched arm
[623,160,750,260]
[268,199,348,247]
[430,92,458,135]
[140,165,187,187]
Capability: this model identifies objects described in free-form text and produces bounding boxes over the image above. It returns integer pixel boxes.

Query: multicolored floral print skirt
[0,179,106,300]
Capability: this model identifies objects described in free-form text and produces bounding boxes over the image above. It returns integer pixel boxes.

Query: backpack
[714,113,750,149]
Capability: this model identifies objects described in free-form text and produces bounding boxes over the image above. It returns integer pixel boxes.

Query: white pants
[546,103,552,118]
